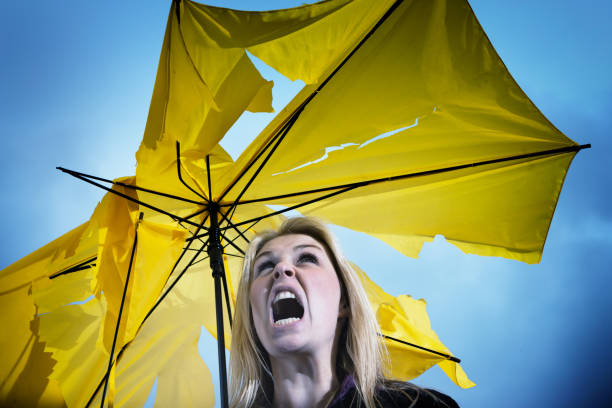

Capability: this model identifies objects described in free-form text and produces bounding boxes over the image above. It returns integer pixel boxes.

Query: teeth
[274,317,300,326]
[273,291,297,303]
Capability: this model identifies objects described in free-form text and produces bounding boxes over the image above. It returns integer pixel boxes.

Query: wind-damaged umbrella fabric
[137,0,578,264]
[0,183,210,407]
[1,0,585,406]
[353,264,473,388]
[136,0,396,199]
[213,0,578,264]
[0,220,97,407]
[134,0,472,390]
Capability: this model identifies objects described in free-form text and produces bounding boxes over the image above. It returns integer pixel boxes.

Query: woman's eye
[256,261,275,275]
[297,253,318,265]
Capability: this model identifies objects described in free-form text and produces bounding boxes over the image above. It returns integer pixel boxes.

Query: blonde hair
[229,217,387,408]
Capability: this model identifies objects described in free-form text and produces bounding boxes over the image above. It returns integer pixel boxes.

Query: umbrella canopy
[0,0,590,407]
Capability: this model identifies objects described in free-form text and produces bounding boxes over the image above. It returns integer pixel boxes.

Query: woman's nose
[273,263,295,280]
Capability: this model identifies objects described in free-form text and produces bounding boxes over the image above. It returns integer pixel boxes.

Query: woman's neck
[269,348,338,408]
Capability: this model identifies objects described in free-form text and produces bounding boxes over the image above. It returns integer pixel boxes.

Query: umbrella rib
[216,117,287,204]
[49,256,97,279]
[219,230,246,256]
[206,154,213,201]
[216,0,405,206]
[381,334,461,363]
[143,236,210,324]
[221,263,233,328]
[176,142,209,201]
[184,206,208,221]
[216,185,357,233]
[189,253,210,267]
[242,218,263,235]
[206,153,251,247]
[218,208,250,245]
[179,214,210,248]
[58,167,208,230]
[220,108,301,222]
[223,252,244,259]
[221,143,593,207]
[85,212,210,408]
[100,213,143,408]
[204,151,247,255]
[84,3,412,406]
[56,167,204,206]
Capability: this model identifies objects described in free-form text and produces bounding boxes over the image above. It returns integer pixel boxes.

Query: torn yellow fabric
[218,0,576,263]
[1,0,584,405]
[0,220,97,407]
[0,286,65,407]
[37,297,108,408]
[111,262,216,408]
[354,263,474,387]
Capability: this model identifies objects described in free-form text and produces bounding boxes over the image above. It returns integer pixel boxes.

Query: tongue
[273,298,304,322]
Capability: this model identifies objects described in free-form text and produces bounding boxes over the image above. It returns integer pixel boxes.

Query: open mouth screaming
[272,291,304,326]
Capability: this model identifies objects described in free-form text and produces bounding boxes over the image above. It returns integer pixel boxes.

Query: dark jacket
[329,376,459,408]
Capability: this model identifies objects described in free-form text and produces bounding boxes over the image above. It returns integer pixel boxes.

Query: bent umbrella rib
[49,256,97,280]
[57,167,208,230]
[100,213,143,408]
[221,144,592,208]
[381,334,461,363]
[176,142,209,201]
[216,0,405,205]
[56,166,205,206]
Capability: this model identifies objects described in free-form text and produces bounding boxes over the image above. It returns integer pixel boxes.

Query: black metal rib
[176,142,208,201]
[212,143,591,233]
[49,257,97,279]
[175,213,209,265]
[84,337,133,408]
[216,117,287,204]
[223,253,244,259]
[184,207,208,221]
[381,334,461,363]
[189,186,353,242]
[223,185,357,232]
[56,167,204,206]
[205,153,249,247]
[218,208,250,245]
[179,212,210,247]
[142,237,210,325]
[216,0,405,206]
[220,143,592,208]
[221,266,233,328]
[85,371,105,408]
[218,230,245,256]
[189,254,210,267]
[242,219,263,235]
[100,212,143,408]
[206,155,213,201]
[221,109,300,221]
[85,209,212,408]
[58,167,207,230]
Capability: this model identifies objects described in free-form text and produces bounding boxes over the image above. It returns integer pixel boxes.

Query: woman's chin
[267,330,310,355]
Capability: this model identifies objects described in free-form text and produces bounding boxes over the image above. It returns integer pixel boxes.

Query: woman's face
[249,234,344,357]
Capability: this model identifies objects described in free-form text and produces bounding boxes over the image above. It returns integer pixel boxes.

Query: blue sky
[1,1,611,407]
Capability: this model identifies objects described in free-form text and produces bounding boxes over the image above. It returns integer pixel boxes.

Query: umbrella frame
[48,0,592,406]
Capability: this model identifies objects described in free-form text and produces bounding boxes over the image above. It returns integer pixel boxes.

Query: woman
[229,217,458,407]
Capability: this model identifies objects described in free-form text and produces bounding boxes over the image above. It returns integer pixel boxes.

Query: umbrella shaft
[208,205,230,408]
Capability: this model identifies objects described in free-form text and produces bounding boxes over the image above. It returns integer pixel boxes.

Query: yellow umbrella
[0,0,588,407]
